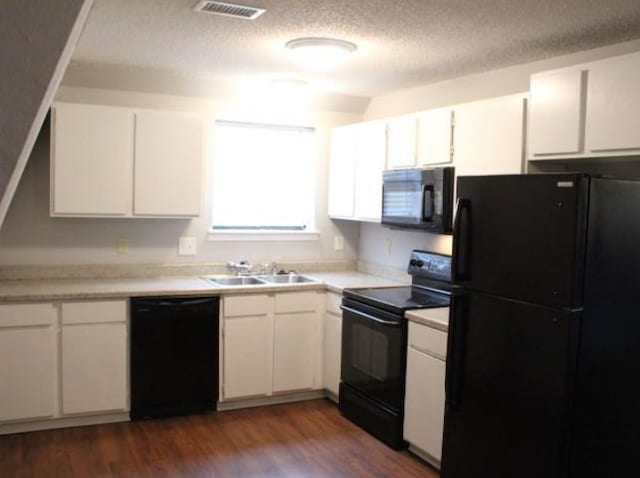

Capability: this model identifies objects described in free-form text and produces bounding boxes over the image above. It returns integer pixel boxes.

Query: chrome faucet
[226,260,253,276]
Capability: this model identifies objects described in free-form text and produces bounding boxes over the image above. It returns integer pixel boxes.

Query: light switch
[117,238,129,255]
[334,235,344,251]
[178,236,197,256]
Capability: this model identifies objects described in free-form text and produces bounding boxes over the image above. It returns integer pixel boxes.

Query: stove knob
[416,260,424,268]
[409,259,418,267]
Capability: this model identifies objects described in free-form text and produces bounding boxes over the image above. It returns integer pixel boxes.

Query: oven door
[340,298,407,413]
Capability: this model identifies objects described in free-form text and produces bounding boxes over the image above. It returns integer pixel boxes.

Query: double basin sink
[203,274,318,287]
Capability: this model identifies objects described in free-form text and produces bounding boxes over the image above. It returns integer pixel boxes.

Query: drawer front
[275,292,318,314]
[326,292,342,315]
[408,321,447,360]
[62,300,127,325]
[0,303,56,328]
[224,294,270,317]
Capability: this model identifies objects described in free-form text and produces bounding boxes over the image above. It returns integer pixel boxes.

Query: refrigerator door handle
[452,198,472,281]
[445,292,470,409]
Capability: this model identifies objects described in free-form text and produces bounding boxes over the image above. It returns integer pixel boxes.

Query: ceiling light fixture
[285,37,357,70]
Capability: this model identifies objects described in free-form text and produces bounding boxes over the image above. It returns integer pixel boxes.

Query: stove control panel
[408,250,452,282]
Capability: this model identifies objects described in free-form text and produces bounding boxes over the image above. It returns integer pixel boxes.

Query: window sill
[208,230,321,242]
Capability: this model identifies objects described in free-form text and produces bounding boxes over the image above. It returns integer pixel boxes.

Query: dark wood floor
[0,399,439,478]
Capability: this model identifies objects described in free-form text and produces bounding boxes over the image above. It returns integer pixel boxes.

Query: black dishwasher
[130,296,219,420]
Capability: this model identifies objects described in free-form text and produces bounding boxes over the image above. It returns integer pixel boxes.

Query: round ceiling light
[285,37,357,70]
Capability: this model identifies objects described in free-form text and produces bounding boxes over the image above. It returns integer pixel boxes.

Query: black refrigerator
[442,173,640,478]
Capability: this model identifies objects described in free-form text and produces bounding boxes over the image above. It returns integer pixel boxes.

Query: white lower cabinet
[323,292,342,398]
[404,320,448,466]
[0,304,57,422]
[221,291,322,401]
[60,300,128,415]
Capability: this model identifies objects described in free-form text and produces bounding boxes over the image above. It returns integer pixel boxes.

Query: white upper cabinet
[328,125,357,219]
[51,102,203,218]
[52,103,133,216]
[529,68,586,157]
[134,110,203,216]
[328,121,386,222]
[416,108,454,166]
[454,94,526,177]
[386,115,418,168]
[585,52,640,153]
[354,121,386,222]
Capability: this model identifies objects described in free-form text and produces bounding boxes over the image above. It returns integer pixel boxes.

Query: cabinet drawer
[224,294,270,317]
[62,300,127,325]
[275,292,318,314]
[326,292,342,315]
[0,303,56,328]
[408,321,447,360]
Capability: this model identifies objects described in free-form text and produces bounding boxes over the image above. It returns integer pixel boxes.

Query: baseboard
[217,390,326,411]
[0,412,130,436]
[408,445,441,470]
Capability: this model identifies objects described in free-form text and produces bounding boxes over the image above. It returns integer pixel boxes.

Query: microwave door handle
[422,185,434,222]
[452,198,472,281]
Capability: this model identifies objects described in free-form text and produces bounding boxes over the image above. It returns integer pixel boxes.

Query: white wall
[359,38,640,271]
[0,86,361,266]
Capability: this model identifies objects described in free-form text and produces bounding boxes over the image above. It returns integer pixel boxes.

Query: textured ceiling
[72,0,640,97]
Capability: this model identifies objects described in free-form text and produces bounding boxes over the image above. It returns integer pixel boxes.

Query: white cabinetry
[52,103,133,216]
[416,108,454,166]
[0,304,57,422]
[404,319,448,467]
[529,51,640,161]
[454,94,526,177]
[328,121,386,222]
[529,68,586,157]
[585,52,640,153]
[134,110,203,216]
[51,102,203,218]
[323,292,342,399]
[60,300,128,415]
[386,115,418,169]
[220,292,322,402]
[273,292,320,392]
[328,125,357,219]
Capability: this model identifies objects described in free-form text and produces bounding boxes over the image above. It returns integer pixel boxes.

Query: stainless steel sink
[205,276,267,286]
[258,275,317,284]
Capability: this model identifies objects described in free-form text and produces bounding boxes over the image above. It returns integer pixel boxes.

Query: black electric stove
[339,250,452,450]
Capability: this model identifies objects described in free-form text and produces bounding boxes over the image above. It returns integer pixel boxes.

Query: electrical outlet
[178,236,197,256]
[334,235,344,251]
[117,238,129,255]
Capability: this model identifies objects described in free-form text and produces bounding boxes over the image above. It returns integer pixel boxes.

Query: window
[211,121,316,237]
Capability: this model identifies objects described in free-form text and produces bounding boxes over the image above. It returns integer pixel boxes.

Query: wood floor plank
[0,399,439,478]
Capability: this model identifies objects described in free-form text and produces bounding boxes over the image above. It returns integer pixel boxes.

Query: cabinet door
[323,311,342,397]
[62,323,128,415]
[417,108,453,166]
[0,327,56,421]
[387,116,417,168]
[354,121,386,222]
[404,347,446,461]
[273,312,317,392]
[328,125,357,218]
[529,69,585,157]
[134,110,203,216]
[52,103,133,216]
[454,94,525,178]
[223,316,271,399]
[585,52,640,152]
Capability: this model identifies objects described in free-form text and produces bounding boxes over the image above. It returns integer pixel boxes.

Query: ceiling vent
[193,1,265,20]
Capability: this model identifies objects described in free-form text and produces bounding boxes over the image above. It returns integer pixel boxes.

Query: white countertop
[0,272,403,303]
[405,307,450,332]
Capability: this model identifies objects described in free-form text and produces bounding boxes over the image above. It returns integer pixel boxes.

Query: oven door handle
[340,305,401,327]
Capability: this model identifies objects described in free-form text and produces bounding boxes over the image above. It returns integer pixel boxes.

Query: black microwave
[381,167,454,233]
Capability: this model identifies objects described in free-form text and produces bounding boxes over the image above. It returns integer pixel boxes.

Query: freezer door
[570,177,640,477]
[441,291,579,478]
[452,173,589,309]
